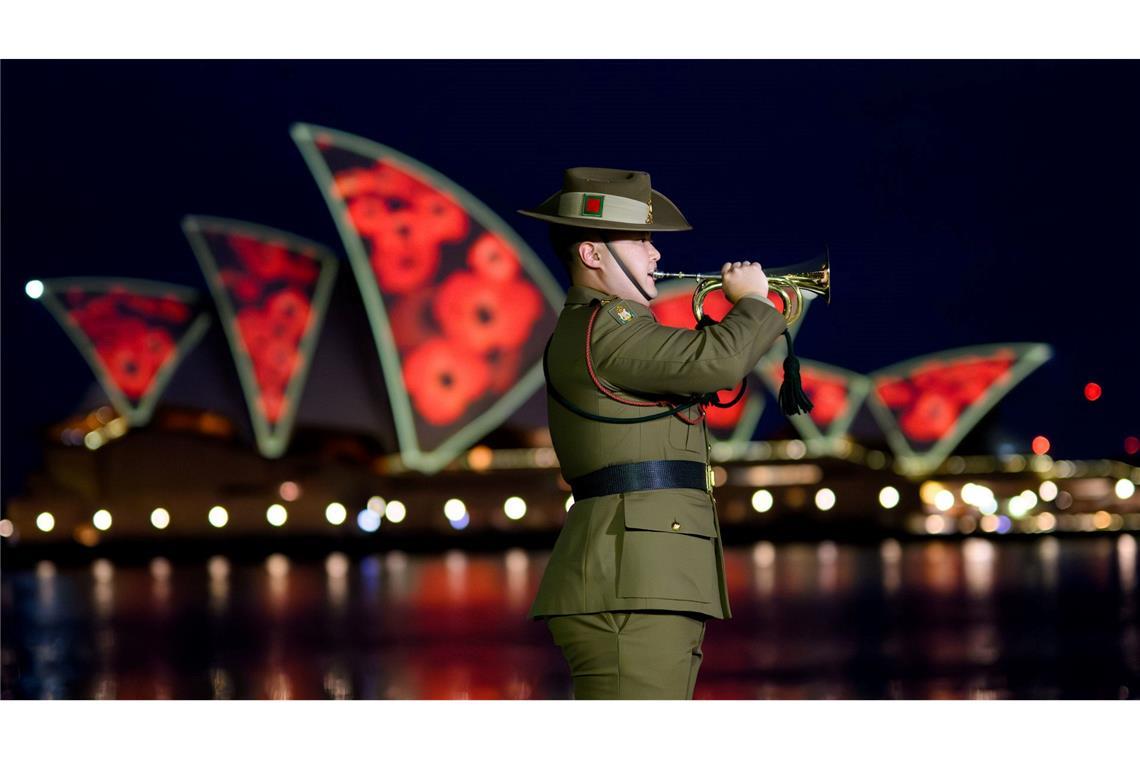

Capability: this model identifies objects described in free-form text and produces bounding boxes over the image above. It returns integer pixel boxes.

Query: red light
[1031,435,1051,456]
[1084,382,1102,401]
[1126,436,1140,456]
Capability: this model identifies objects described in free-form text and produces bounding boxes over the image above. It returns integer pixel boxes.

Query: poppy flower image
[265,288,312,344]
[467,232,521,282]
[220,268,264,304]
[806,379,848,426]
[156,296,191,324]
[284,254,320,286]
[388,288,440,352]
[433,271,543,352]
[332,161,424,201]
[899,391,959,442]
[402,338,491,426]
[260,388,286,423]
[99,344,156,399]
[346,195,393,236]
[228,236,290,281]
[96,329,175,401]
[139,328,175,368]
[368,210,443,295]
[876,377,914,409]
[253,337,298,392]
[410,189,469,244]
[485,347,523,394]
[650,292,696,328]
[70,294,121,330]
[236,307,276,359]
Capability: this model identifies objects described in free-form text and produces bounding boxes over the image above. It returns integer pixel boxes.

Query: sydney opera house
[5,123,1138,553]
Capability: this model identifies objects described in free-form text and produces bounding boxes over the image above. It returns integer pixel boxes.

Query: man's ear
[577,241,603,270]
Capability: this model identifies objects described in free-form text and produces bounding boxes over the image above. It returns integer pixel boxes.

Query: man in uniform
[518,167,789,699]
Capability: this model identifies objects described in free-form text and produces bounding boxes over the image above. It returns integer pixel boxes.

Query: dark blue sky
[2,60,1138,503]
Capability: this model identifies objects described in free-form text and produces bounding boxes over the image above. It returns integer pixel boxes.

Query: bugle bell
[651,250,831,326]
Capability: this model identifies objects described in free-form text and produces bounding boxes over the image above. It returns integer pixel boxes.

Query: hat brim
[517,189,692,232]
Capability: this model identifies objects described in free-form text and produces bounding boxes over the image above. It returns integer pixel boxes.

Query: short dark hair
[548,224,592,275]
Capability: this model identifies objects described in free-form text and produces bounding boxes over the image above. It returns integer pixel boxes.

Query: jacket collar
[564,284,617,306]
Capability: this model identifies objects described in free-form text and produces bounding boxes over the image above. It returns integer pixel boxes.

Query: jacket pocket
[617,489,719,603]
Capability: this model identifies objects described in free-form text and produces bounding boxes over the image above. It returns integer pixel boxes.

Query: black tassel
[778,330,814,416]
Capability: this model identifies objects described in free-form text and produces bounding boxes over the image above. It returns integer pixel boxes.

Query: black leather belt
[568,460,710,501]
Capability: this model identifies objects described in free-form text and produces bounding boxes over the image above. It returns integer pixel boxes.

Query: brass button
[671,521,681,531]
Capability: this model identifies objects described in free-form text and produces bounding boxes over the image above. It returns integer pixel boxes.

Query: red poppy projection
[756,359,871,443]
[183,217,338,458]
[866,343,1053,474]
[33,279,210,425]
[292,124,561,473]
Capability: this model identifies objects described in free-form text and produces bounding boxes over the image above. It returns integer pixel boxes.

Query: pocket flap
[622,488,718,538]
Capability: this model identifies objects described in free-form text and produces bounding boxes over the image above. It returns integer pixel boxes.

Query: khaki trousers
[546,610,708,699]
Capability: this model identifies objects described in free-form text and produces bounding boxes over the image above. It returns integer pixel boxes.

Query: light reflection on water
[2,537,1138,699]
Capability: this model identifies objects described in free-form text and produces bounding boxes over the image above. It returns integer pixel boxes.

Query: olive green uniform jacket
[529,285,788,621]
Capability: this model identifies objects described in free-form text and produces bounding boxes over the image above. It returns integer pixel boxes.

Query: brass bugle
[651,250,830,326]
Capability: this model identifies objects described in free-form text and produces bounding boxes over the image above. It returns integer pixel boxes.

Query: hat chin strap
[599,233,654,302]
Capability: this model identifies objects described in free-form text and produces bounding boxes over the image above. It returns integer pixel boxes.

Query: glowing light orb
[752,489,774,513]
[1084,382,1102,401]
[36,512,56,532]
[934,490,955,511]
[92,509,113,531]
[1038,481,1058,501]
[266,504,288,527]
[208,506,229,528]
[325,502,347,525]
[449,513,470,530]
[150,508,170,530]
[504,496,527,520]
[467,446,493,471]
[443,498,467,521]
[1116,479,1136,500]
[279,481,301,501]
[25,280,44,299]
[356,509,380,532]
[385,500,407,523]
[919,481,946,504]
[815,488,836,511]
[878,487,900,509]
[1031,436,1050,456]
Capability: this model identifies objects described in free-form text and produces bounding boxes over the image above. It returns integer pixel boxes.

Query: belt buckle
[705,464,715,493]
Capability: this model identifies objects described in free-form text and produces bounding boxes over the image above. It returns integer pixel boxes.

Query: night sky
[2,60,1138,504]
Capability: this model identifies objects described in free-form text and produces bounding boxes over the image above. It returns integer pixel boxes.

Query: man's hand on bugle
[721,261,769,304]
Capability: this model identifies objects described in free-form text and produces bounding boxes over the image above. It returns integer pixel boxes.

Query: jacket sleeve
[591,296,789,396]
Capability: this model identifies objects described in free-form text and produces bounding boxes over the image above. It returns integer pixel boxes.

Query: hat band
[557,192,651,225]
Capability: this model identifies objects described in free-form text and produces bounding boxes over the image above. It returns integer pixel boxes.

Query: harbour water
[3,535,1137,699]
